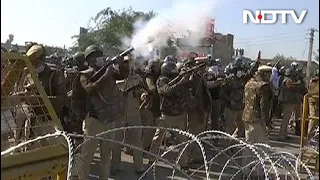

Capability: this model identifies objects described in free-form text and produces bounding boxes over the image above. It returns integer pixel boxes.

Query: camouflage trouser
[149,113,189,167]
[77,117,115,180]
[224,108,245,138]
[242,121,269,178]
[308,100,319,137]
[280,103,301,138]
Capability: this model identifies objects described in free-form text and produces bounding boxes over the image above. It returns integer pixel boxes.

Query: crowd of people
[1,43,319,179]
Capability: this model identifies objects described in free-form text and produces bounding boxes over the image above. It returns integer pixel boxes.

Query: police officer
[242,65,273,178]
[307,69,319,138]
[112,55,145,175]
[73,51,87,71]
[26,45,67,119]
[278,68,306,140]
[24,45,67,145]
[207,64,224,131]
[76,44,129,180]
[149,60,193,172]
[183,57,211,163]
[243,65,273,143]
[220,60,259,138]
[141,59,161,149]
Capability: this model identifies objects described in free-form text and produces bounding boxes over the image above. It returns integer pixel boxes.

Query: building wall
[174,33,234,65]
[212,33,234,66]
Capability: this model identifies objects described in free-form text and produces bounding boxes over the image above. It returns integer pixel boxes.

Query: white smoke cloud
[124,0,220,60]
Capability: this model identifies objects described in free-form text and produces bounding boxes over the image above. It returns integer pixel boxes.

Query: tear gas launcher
[91,47,135,82]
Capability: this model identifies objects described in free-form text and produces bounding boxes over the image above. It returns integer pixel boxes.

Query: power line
[236,34,307,43]
[235,31,305,40]
[301,41,308,57]
[235,38,306,46]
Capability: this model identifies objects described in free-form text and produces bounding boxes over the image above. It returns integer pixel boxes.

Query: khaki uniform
[77,117,115,179]
[24,64,67,147]
[77,66,128,180]
[242,75,272,177]
[141,76,160,149]
[112,74,144,171]
[307,77,319,136]
[140,108,157,149]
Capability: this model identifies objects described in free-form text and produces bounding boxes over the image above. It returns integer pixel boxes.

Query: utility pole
[306,28,317,84]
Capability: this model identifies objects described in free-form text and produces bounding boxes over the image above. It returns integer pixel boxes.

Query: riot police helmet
[284,68,295,76]
[160,61,178,77]
[73,52,86,64]
[290,62,298,69]
[163,55,176,63]
[176,62,184,72]
[84,45,103,60]
[234,56,243,65]
[206,54,212,60]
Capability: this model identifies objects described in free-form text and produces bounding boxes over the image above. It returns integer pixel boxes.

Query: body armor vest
[280,78,303,103]
[242,78,268,123]
[75,68,125,124]
[159,76,196,116]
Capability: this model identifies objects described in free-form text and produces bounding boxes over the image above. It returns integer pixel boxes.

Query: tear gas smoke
[123,0,220,61]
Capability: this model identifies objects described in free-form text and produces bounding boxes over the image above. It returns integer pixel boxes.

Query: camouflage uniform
[278,69,306,139]
[220,69,256,137]
[307,76,319,137]
[242,65,272,178]
[149,74,194,168]
[186,72,210,161]
[112,70,144,172]
[243,76,272,143]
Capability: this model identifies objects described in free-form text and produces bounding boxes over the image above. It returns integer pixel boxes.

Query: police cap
[26,45,45,62]
[257,65,272,72]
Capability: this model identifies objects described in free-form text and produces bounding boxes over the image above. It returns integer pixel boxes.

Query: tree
[273,54,286,62]
[273,53,297,61]
[71,7,156,54]
[272,53,298,67]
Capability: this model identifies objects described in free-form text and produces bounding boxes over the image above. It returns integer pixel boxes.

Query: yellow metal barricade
[1,52,68,179]
[299,94,319,173]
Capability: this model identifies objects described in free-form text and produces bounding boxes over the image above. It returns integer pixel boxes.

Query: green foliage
[273,53,297,61]
[70,7,156,54]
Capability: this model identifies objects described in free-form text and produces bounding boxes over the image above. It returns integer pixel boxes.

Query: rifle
[273,58,282,68]
[168,62,206,85]
[90,47,135,82]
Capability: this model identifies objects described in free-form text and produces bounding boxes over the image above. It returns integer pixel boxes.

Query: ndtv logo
[243,10,307,24]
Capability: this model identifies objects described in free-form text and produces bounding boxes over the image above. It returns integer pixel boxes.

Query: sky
[1,0,319,60]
